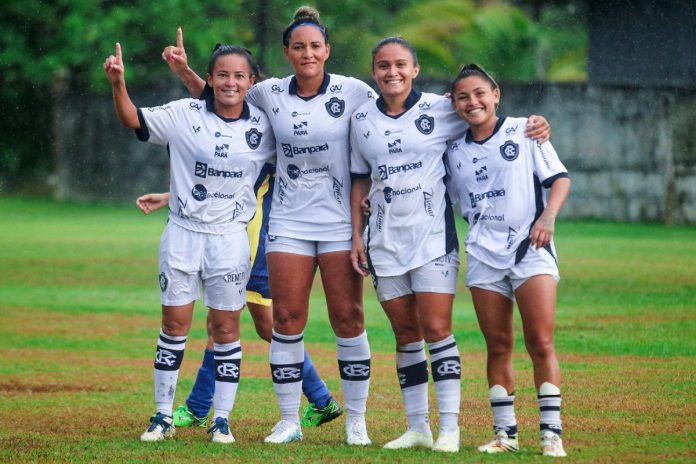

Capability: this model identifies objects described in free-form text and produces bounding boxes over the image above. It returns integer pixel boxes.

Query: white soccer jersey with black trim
[136,98,275,234]
[245,73,374,241]
[446,116,569,269]
[350,90,468,276]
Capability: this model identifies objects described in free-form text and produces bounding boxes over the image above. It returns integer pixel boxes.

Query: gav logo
[271,84,283,93]
[355,112,368,120]
[418,101,431,110]
[469,188,506,208]
[388,139,402,154]
[475,165,488,182]
[273,367,301,380]
[195,161,242,179]
[329,84,343,93]
[281,142,329,158]
[293,121,308,136]
[505,124,518,134]
[250,115,261,124]
[189,102,202,111]
[223,271,246,284]
[415,114,434,134]
[159,272,168,292]
[287,164,329,180]
[383,183,422,204]
[378,160,422,180]
[500,140,519,161]
[245,128,262,149]
[325,97,345,118]
[217,362,239,378]
[214,144,229,158]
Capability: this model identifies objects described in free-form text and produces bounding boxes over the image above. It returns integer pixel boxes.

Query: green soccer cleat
[173,404,208,428]
[301,397,344,427]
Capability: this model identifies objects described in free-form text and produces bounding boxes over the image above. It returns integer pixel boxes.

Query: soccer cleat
[173,404,208,428]
[301,397,344,427]
[478,430,519,453]
[345,416,372,446]
[264,420,303,444]
[541,430,567,457]
[208,417,235,444]
[383,429,433,450]
[432,427,460,452]
[140,413,175,442]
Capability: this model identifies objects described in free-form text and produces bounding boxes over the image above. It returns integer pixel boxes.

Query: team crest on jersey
[325,97,345,118]
[500,140,519,161]
[415,114,434,134]
[159,273,168,292]
[192,184,207,201]
[245,128,262,149]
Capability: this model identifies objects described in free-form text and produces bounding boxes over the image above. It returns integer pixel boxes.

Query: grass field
[0,196,694,463]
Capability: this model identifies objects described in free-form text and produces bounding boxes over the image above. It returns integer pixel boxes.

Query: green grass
[1,196,695,463]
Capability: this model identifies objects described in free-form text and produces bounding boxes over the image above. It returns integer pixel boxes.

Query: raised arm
[162,27,206,98]
[530,177,571,249]
[104,43,140,129]
[350,177,372,276]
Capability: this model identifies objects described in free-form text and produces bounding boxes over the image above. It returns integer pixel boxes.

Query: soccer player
[161,7,374,445]
[350,38,550,453]
[104,43,275,444]
[135,169,343,430]
[446,64,570,457]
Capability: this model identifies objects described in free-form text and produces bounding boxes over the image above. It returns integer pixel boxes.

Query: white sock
[336,331,371,420]
[489,384,517,436]
[428,335,461,433]
[538,382,562,435]
[396,340,429,432]
[213,340,242,420]
[270,330,304,424]
[153,329,186,416]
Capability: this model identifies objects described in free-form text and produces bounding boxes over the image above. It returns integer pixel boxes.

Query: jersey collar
[205,94,251,122]
[465,116,507,144]
[375,88,422,119]
[289,72,331,100]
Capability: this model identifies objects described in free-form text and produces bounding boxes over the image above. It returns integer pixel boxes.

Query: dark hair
[371,36,418,69]
[207,44,260,78]
[282,6,329,46]
[450,63,498,100]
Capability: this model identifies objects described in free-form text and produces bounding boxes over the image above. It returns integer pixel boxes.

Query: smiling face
[206,53,255,116]
[283,25,330,81]
[372,43,420,101]
[452,75,500,128]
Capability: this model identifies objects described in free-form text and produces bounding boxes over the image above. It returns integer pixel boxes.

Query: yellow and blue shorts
[246,163,274,307]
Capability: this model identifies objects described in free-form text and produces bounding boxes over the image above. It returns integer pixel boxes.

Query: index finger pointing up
[115,42,122,61]
[177,26,183,49]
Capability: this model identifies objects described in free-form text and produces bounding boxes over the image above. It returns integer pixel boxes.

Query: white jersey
[246,73,374,241]
[136,98,276,234]
[446,116,569,269]
[350,90,468,276]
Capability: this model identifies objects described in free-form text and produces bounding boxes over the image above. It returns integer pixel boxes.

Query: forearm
[111,82,140,129]
[544,177,571,217]
[179,67,206,98]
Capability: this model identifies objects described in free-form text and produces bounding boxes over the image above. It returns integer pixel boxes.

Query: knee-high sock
[302,350,331,408]
[270,330,304,423]
[396,340,429,431]
[213,340,242,420]
[538,382,562,435]
[154,329,186,416]
[428,335,461,432]
[489,384,517,436]
[185,349,215,418]
[336,331,371,420]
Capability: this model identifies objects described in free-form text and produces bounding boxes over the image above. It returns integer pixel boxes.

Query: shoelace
[212,419,229,434]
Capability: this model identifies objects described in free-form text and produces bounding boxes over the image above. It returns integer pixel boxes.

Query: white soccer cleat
[140,413,175,442]
[345,416,372,446]
[264,419,303,444]
[432,427,460,452]
[208,417,235,444]
[541,430,567,457]
[383,429,433,450]
[478,430,519,453]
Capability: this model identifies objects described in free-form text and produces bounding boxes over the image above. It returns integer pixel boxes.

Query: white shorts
[466,245,560,301]
[158,222,250,311]
[265,235,352,257]
[375,250,460,302]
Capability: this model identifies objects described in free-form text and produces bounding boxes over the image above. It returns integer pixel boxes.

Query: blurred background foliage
[0,0,586,192]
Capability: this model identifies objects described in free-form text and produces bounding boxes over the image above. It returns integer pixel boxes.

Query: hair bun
[293,5,320,22]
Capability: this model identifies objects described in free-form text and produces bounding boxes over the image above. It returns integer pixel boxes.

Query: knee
[330,302,365,337]
[272,306,306,334]
[524,334,555,360]
[253,318,272,342]
[161,319,189,337]
[486,332,514,359]
[421,321,452,344]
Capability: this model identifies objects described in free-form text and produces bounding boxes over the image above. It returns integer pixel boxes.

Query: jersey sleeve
[135,100,183,146]
[245,82,267,111]
[350,78,376,106]
[349,115,371,178]
[530,138,569,188]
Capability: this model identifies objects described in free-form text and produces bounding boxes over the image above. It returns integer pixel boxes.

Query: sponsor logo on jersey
[147,105,171,112]
[472,156,487,164]
[376,204,385,231]
[223,271,246,284]
[383,183,422,204]
[250,115,261,125]
[291,111,309,118]
[506,227,517,249]
[214,144,229,158]
[456,161,462,170]
[287,164,329,180]
[423,190,434,216]
[415,114,434,134]
[192,125,201,134]
[217,362,239,378]
[479,213,505,222]
[367,90,374,99]
[273,367,301,380]
[245,128,262,149]
[271,84,283,93]
[232,201,245,219]
[176,196,187,219]
[475,165,489,182]
[539,143,553,169]
[378,160,422,180]
[272,107,279,115]
[388,139,402,154]
[195,161,242,179]
[469,188,506,207]
[159,272,168,292]
[281,143,329,157]
[505,125,518,135]
[325,97,345,118]
[418,101,431,110]
[363,131,370,139]
[191,184,235,202]
[500,140,520,161]
[333,176,343,205]
[384,129,402,136]
[449,142,460,152]
[277,178,288,204]
[330,84,343,93]
[355,112,368,120]
[293,121,308,136]
[434,253,456,265]
[188,102,203,111]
